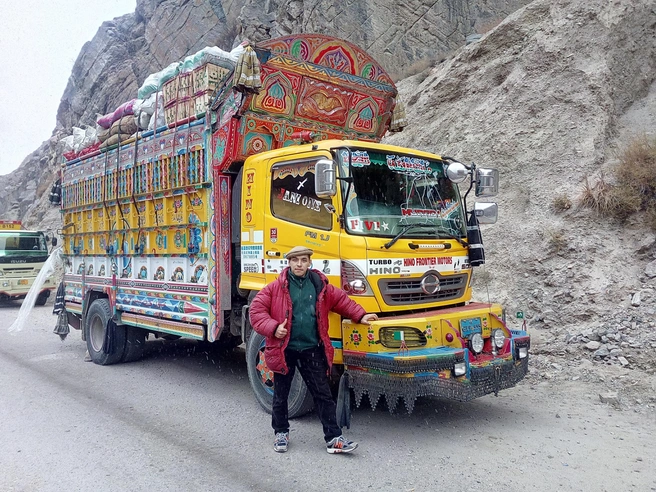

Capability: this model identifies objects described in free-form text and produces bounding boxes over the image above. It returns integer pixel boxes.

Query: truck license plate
[460,317,482,337]
[18,279,29,285]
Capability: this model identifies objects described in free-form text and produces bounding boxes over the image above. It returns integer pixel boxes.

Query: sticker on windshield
[340,149,371,167]
[386,155,432,175]
[401,207,438,218]
[348,219,362,231]
[348,219,389,232]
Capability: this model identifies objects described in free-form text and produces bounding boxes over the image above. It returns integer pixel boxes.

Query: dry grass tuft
[552,193,572,213]
[578,173,622,215]
[613,136,656,221]
[546,229,567,254]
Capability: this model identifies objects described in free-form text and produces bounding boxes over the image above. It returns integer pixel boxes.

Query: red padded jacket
[249,267,366,374]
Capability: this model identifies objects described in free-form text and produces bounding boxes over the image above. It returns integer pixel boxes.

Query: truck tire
[122,327,146,363]
[84,299,126,365]
[35,291,49,306]
[245,331,314,418]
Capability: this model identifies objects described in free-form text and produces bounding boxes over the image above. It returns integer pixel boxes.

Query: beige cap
[285,246,314,259]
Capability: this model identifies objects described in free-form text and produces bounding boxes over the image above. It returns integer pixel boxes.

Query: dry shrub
[546,229,567,254]
[552,193,572,213]
[612,136,656,222]
[578,173,622,215]
[578,136,656,229]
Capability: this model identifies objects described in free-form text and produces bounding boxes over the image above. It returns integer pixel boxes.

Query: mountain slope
[385,0,656,390]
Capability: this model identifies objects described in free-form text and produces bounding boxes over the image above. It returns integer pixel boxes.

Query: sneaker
[274,432,289,453]
[326,435,358,454]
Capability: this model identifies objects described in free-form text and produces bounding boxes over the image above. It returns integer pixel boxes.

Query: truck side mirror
[315,159,336,198]
[475,168,499,197]
[473,202,498,224]
[446,161,468,183]
[52,237,58,247]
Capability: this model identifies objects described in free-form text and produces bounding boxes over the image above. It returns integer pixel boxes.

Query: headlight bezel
[518,346,529,359]
[453,361,467,376]
[492,329,506,349]
[469,333,484,354]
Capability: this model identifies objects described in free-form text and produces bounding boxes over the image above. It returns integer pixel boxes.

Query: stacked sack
[133,91,166,131]
[96,100,138,148]
[62,42,247,159]
[60,126,99,160]
[149,45,244,126]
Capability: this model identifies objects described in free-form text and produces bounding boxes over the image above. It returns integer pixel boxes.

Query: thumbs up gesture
[275,319,288,339]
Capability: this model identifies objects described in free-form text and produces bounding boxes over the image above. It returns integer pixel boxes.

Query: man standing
[249,246,378,454]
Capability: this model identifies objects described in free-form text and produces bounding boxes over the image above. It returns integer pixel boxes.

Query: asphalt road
[1,301,655,492]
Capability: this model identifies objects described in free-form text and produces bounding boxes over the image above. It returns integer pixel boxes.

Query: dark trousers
[272,345,341,442]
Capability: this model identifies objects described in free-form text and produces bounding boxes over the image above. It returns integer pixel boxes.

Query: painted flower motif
[350,332,361,346]
[425,327,433,338]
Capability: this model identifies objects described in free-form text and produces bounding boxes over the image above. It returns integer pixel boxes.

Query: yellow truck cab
[240,140,529,413]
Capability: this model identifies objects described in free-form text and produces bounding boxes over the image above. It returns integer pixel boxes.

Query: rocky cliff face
[0,0,530,226]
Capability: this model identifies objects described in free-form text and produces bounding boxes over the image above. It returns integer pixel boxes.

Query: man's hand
[360,313,378,325]
[275,319,288,339]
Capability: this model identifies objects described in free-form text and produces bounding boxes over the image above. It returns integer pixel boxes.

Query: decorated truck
[0,221,56,305]
[55,34,529,415]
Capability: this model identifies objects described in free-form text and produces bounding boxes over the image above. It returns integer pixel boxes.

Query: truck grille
[2,267,36,277]
[378,272,468,305]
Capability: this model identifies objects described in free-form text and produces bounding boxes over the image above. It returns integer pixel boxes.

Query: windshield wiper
[433,228,467,248]
[383,224,435,249]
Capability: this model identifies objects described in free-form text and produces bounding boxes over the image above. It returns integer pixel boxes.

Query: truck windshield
[337,149,466,239]
[0,232,48,261]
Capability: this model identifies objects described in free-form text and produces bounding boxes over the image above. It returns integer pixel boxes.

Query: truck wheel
[84,299,126,365]
[245,331,314,418]
[122,327,146,363]
[35,292,49,306]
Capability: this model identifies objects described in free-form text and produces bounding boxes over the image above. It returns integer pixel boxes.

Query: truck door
[263,154,341,286]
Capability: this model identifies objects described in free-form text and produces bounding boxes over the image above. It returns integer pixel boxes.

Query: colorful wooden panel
[259,34,395,87]
[295,78,352,127]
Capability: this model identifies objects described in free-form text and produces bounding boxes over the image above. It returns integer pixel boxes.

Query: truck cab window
[270,160,333,230]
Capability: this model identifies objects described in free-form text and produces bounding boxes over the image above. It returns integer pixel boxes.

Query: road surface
[1,301,654,491]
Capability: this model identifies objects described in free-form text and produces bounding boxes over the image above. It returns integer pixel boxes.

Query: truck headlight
[518,346,528,359]
[454,361,467,376]
[469,333,484,354]
[492,329,506,349]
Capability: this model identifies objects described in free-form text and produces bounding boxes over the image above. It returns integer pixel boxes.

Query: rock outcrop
[0,0,532,227]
